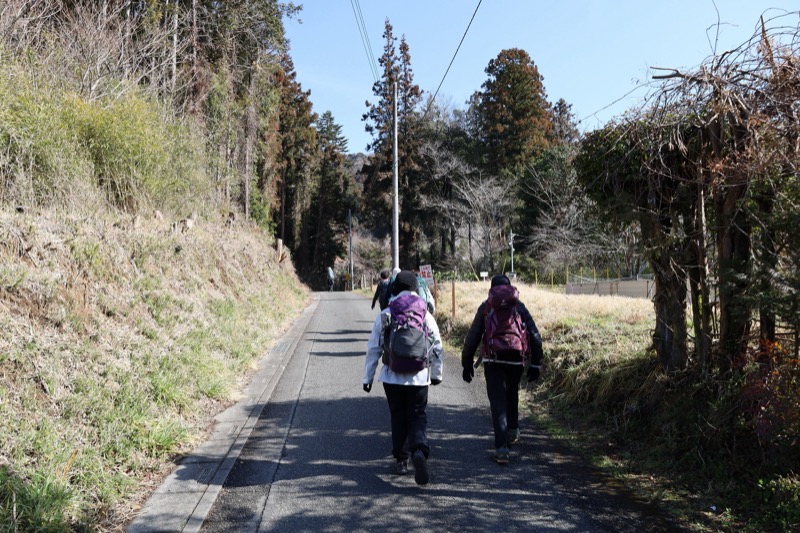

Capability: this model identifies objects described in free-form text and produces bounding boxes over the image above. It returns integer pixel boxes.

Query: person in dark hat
[461,274,544,464]
[362,270,443,485]
[371,269,391,310]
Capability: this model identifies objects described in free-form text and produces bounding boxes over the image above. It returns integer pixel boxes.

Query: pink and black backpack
[480,284,529,363]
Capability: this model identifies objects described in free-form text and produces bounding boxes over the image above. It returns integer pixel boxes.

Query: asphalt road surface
[196,292,680,533]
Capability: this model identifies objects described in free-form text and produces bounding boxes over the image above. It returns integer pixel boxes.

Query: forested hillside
[2,0,800,530]
[0,0,356,290]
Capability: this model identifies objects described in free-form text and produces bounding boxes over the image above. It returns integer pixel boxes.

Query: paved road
[129,292,680,533]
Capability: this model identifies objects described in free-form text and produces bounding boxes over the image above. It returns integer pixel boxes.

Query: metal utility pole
[509,229,515,276]
[392,82,400,271]
[348,209,353,291]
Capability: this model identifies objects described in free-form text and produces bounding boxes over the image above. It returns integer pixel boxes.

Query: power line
[350,0,379,83]
[354,0,378,79]
[350,0,377,82]
[426,0,482,116]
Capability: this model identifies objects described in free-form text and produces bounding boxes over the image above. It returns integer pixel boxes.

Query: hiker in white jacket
[362,270,443,485]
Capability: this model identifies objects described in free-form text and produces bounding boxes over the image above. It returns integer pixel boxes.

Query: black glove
[527,365,541,382]
[363,382,372,393]
[431,379,441,386]
[462,366,474,383]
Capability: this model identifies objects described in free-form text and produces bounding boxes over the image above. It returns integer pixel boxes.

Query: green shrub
[757,476,800,531]
[65,92,170,211]
[0,61,95,207]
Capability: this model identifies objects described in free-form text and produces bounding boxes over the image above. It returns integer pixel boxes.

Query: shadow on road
[201,391,682,533]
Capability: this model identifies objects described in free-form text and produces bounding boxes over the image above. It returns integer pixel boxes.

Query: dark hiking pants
[383,383,430,461]
[483,362,524,449]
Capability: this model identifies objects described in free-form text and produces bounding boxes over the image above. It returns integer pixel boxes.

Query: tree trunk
[686,178,713,373]
[651,253,689,370]
[715,176,752,372]
[756,186,776,359]
[449,223,456,259]
[467,220,474,268]
[190,0,199,112]
[243,75,257,220]
[170,0,178,94]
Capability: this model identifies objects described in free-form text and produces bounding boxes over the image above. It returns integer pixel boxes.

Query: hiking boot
[508,428,521,445]
[395,459,409,475]
[412,449,430,485]
[492,447,510,464]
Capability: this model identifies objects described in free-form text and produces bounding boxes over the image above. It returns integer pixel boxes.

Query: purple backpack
[481,284,529,362]
[381,293,431,373]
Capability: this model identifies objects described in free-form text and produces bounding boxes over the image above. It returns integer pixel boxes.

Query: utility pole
[509,229,515,277]
[349,209,353,291]
[392,82,400,271]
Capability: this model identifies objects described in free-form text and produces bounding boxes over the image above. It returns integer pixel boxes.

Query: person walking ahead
[363,271,444,485]
[461,275,544,464]
[326,266,335,291]
[371,270,391,310]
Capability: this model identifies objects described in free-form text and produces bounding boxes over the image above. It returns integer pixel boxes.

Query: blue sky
[284,1,798,154]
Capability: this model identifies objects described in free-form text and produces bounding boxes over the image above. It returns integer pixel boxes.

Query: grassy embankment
[431,280,797,533]
[0,32,315,532]
[0,208,310,531]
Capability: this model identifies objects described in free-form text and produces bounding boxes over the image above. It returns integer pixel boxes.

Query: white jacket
[362,291,444,386]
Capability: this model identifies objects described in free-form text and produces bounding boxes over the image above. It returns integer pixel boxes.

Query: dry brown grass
[0,206,310,530]
[435,280,653,357]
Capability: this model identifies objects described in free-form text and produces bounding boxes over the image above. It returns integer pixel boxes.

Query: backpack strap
[480,300,494,361]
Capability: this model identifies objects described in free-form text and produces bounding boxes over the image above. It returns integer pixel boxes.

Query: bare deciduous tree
[454,173,514,273]
[578,10,800,371]
[519,146,613,271]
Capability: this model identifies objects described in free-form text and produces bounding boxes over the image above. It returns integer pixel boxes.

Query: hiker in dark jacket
[371,270,391,310]
[461,274,544,464]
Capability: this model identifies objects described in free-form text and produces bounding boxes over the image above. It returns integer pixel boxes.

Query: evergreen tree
[551,98,580,144]
[360,19,399,234]
[305,111,352,284]
[274,53,319,257]
[475,48,554,176]
[361,19,424,267]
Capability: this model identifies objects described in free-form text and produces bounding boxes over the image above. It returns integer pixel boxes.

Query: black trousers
[483,362,524,449]
[383,383,430,461]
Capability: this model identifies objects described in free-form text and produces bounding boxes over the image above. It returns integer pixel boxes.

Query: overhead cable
[426,0,482,116]
[350,0,379,83]
[354,0,378,78]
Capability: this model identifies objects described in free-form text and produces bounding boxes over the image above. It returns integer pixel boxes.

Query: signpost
[418,265,436,313]
[419,264,434,289]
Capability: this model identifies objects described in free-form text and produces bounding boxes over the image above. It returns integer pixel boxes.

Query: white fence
[566,279,654,299]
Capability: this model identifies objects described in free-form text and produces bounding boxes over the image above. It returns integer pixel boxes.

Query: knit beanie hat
[391,270,419,295]
[491,274,511,287]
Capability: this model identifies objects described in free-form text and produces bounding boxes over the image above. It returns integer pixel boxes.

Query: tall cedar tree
[475,48,554,176]
[361,19,424,267]
[304,111,352,285]
[274,53,319,258]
